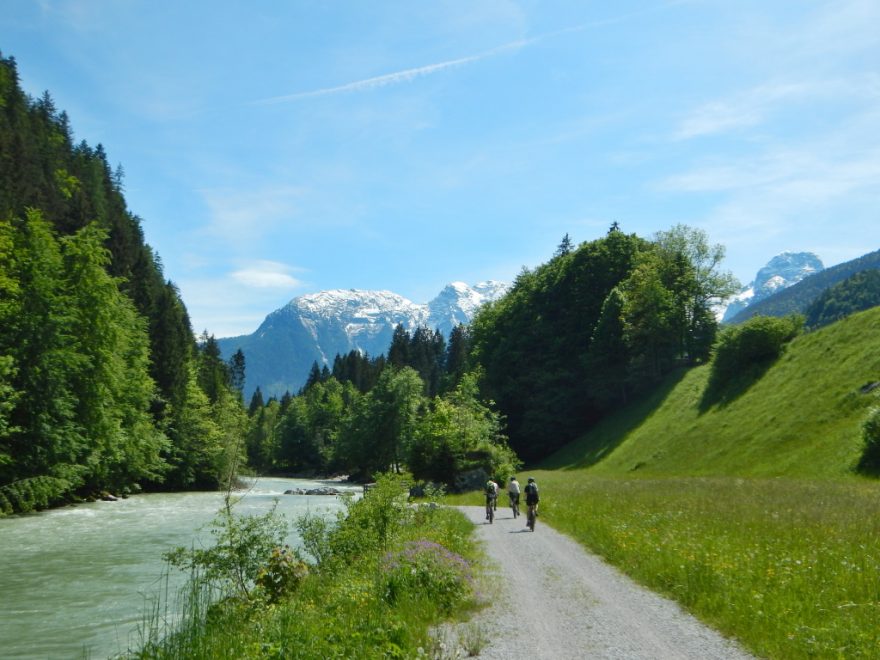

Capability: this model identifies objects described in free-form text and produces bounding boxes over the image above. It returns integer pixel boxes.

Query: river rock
[284,487,341,496]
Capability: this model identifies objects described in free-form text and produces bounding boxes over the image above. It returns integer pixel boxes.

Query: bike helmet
[510,476,516,481]
[527,477,534,483]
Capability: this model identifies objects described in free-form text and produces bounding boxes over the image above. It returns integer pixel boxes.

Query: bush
[323,473,414,565]
[164,497,291,600]
[0,475,71,515]
[381,540,475,612]
[711,315,803,387]
[857,407,880,473]
[255,545,309,603]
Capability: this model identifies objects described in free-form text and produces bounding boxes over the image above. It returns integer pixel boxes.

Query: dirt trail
[456,505,753,659]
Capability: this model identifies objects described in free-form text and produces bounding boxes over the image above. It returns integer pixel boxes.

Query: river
[0,477,361,659]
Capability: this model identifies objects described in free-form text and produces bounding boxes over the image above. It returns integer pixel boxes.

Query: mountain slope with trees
[468,224,739,462]
[541,306,880,478]
[804,268,880,330]
[0,52,246,515]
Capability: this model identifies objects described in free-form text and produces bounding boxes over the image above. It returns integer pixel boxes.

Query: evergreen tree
[248,387,265,416]
[228,349,246,397]
[387,324,410,368]
[304,361,323,391]
[555,232,574,257]
[443,324,471,392]
[585,287,630,407]
[196,332,229,404]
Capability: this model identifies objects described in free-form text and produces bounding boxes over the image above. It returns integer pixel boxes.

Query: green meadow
[454,307,880,658]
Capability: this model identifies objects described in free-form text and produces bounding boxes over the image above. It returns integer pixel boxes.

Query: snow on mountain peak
[720,252,824,322]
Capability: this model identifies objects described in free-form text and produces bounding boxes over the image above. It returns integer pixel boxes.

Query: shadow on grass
[698,360,775,414]
[537,369,689,472]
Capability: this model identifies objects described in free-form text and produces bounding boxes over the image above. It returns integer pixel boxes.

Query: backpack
[525,482,539,503]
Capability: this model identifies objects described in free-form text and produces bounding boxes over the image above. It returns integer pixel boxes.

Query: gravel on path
[455,505,754,660]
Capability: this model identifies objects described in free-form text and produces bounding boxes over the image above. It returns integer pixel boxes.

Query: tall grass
[128,477,486,659]
[535,472,880,658]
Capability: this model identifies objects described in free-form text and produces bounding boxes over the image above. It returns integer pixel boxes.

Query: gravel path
[455,505,754,660]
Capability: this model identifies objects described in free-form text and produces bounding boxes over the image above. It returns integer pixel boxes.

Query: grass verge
[129,476,487,659]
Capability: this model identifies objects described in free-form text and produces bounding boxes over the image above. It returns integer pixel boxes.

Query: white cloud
[178,265,307,337]
[231,261,304,289]
[674,77,880,140]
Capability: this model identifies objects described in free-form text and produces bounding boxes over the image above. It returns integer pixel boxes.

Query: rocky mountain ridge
[721,252,824,322]
[218,281,508,398]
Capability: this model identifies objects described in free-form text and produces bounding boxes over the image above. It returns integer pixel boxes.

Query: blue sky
[2,1,878,337]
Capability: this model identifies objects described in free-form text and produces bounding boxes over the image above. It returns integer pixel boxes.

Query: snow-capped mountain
[427,281,508,331]
[218,281,508,398]
[720,252,824,323]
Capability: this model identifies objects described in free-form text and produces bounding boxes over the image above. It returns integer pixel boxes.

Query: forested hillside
[541,306,880,477]
[0,53,246,515]
[804,269,880,329]
[468,225,739,462]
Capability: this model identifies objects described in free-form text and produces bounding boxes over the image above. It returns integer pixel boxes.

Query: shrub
[0,475,71,515]
[254,545,309,603]
[711,315,803,386]
[164,497,291,600]
[857,406,880,473]
[325,473,413,564]
[381,540,475,612]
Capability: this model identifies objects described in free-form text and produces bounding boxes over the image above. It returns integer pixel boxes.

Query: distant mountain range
[221,247,880,400]
[727,248,880,324]
[721,252,825,323]
[218,281,508,398]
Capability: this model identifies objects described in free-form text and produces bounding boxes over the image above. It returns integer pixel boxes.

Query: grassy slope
[541,306,880,479]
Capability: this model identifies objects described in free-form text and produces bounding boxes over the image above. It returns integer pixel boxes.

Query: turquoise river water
[0,477,359,659]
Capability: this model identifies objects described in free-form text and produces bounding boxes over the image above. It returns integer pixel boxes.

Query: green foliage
[164,370,245,490]
[274,377,357,475]
[381,540,475,613]
[542,306,880,479]
[805,268,880,330]
[0,53,241,506]
[326,473,413,560]
[469,223,736,462]
[709,314,803,393]
[136,474,482,659]
[338,368,424,477]
[254,545,309,604]
[0,475,71,516]
[331,349,386,393]
[164,498,291,600]
[857,406,880,473]
[408,371,519,485]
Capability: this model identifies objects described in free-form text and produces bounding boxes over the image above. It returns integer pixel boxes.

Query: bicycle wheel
[488,504,494,524]
[527,507,535,531]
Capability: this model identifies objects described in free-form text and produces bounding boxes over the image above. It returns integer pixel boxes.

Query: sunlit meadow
[530,473,880,658]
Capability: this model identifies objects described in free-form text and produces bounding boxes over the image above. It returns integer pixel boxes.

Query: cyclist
[485,479,498,520]
[524,477,539,527]
[507,476,520,516]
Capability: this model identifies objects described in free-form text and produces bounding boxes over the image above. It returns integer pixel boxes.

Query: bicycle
[485,495,495,524]
[526,503,536,531]
[509,492,519,518]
